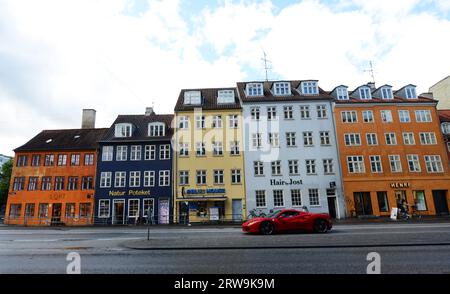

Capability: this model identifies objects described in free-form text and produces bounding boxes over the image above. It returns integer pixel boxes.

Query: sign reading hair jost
[270,179,303,186]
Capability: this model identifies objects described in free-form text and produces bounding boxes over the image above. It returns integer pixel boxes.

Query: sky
[1,0,450,156]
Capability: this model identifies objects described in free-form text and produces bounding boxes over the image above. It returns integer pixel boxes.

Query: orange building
[331,83,450,217]
[5,126,107,226]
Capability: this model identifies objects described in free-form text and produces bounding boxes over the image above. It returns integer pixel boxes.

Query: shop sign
[270,178,303,186]
[108,190,151,197]
[186,188,226,195]
[390,182,410,189]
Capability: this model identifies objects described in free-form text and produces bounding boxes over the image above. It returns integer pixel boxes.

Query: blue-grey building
[94,108,173,225]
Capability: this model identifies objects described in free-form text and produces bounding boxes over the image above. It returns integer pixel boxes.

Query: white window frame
[385,133,397,145]
[115,123,132,138]
[424,155,444,173]
[159,170,170,187]
[128,199,140,218]
[366,133,378,146]
[419,132,437,145]
[143,171,155,187]
[246,83,263,96]
[403,133,415,145]
[415,110,432,123]
[398,110,411,123]
[274,82,291,96]
[98,199,110,218]
[129,171,141,187]
[362,110,374,123]
[145,145,156,160]
[100,172,112,188]
[116,146,128,161]
[148,123,165,137]
[389,155,402,173]
[369,155,383,173]
[308,189,320,206]
[114,171,126,188]
[130,145,142,161]
[347,156,365,173]
[407,154,421,172]
[381,110,393,123]
[159,144,171,160]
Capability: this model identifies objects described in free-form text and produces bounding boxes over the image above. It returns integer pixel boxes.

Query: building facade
[333,83,450,217]
[0,154,12,170]
[173,88,246,223]
[430,76,450,109]
[94,109,173,225]
[438,110,450,166]
[237,81,345,219]
[5,127,107,226]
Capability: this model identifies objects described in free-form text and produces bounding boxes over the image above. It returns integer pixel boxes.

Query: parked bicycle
[247,209,267,219]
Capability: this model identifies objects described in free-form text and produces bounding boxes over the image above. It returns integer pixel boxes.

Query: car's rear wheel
[313,219,328,233]
[260,221,274,235]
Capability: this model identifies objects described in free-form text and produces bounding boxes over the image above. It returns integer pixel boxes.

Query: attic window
[184,91,201,105]
[46,139,53,144]
[115,123,132,138]
[381,87,393,99]
[301,81,319,95]
[148,122,165,137]
[336,87,349,100]
[246,83,263,96]
[359,87,371,100]
[217,90,235,104]
[405,86,417,99]
[273,82,290,96]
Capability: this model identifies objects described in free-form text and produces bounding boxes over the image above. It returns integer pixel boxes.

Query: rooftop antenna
[364,61,376,84]
[261,50,272,82]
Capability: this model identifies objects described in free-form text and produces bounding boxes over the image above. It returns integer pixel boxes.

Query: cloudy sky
[1,0,450,155]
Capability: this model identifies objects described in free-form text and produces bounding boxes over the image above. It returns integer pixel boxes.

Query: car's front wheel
[313,219,328,233]
[260,221,275,235]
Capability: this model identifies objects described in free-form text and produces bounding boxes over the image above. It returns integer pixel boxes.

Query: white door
[158,199,169,224]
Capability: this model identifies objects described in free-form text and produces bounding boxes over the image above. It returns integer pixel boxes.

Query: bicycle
[247,209,267,219]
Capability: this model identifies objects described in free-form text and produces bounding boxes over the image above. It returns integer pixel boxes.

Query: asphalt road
[0,223,450,274]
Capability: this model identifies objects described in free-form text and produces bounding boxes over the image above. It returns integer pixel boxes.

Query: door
[159,199,169,224]
[113,200,125,225]
[354,192,373,216]
[51,203,62,225]
[232,200,242,222]
[327,197,337,219]
[179,202,189,224]
[433,190,449,215]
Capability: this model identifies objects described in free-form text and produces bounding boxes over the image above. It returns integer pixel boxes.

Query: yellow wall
[430,76,450,110]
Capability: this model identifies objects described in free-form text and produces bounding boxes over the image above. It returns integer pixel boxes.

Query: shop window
[413,191,427,211]
[376,192,389,212]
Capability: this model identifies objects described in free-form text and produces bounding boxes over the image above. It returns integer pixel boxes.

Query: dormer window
[273,82,290,96]
[246,83,263,96]
[115,123,133,138]
[405,86,417,99]
[359,87,372,100]
[336,87,349,100]
[148,122,165,137]
[217,90,235,104]
[381,87,393,99]
[184,91,202,105]
[301,81,319,95]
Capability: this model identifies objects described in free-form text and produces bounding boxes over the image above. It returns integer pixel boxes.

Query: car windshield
[267,210,281,218]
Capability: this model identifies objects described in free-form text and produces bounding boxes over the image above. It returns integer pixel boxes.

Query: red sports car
[242,209,332,235]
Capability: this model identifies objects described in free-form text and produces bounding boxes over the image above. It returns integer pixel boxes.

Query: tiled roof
[174,88,241,111]
[237,81,333,103]
[333,94,437,104]
[15,128,109,152]
[438,110,450,122]
[100,113,174,142]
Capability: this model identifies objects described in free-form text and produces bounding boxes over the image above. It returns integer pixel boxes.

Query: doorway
[353,192,373,216]
[159,199,170,224]
[327,197,337,219]
[395,190,407,204]
[433,190,449,215]
[232,200,242,222]
[113,200,125,225]
[51,203,62,225]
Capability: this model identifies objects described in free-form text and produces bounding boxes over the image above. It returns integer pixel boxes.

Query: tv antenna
[261,51,272,82]
[364,61,376,84]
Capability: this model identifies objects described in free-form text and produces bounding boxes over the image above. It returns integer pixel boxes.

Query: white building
[0,154,12,170]
[237,80,345,219]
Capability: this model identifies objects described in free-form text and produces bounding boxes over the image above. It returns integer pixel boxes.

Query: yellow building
[430,75,450,109]
[173,88,247,223]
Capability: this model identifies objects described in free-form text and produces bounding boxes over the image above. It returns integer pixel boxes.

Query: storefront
[177,188,227,223]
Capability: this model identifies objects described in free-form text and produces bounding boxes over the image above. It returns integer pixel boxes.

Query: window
[381,87,393,99]
[229,115,239,128]
[115,123,132,138]
[362,111,374,123]
[100,172,112,188]
[130,146,141,161]
[179,171,189,185]
[306,160,316,175]
[16,155,27,167]
[273,190,284,207]
[179,143,189,157]
[385,133,397,145]
[284,106,293,119]
[254,161,264,176]
[231,169,241,184]
[442,123,450,134]
[406,87,417,99]
[178,116,189,129]
[9,204,22,219]
[337,87,348,100]
[145,145,156,160]
[300,106,310,119]
[389,155,402,173]
[41,177,52,191]
[271,161,282,176]
[301,81,319,95]
[347,156,365,173]
[98,200,110,218]
[79,203,91,218]
[359,87,371,99]
[320,131,331,146]
[419,132,437,145]
[269,133,279,147]
[184,91,201,105]
[128,199,140,218]
[149,123,165,137]
[366,133,378,146]
[31,155,40,166]
[291,190,302,207]
[413,191,427,211]
[67,177,78,191]
[54,177,65,191]
[217,89,235,104]
[195,116,205,129]
[398,110,411,123]
[230,141,240,155]
[303,132,313,146]
[114,171,126,188]
[309,189,320,206]
[160,145,171,160]
[377,192,389,212]
[159,170,170,186]
[143,199,154,218]
[274,82,290,95]
[196,142,206,156]
[246,83,263,96]
[38,203,49,218]
[212,115,222,128]
[323,159,334,174]
[415,110,432,122]
[214,170,224,184]
[317,105,327,118]
[13,177,25,191]
[25,203,35,217]
[288,160,299,175]
[196,170,207,185]
[28,177,38,191]
[407,155,421,172]
[344,133,361,146]
[251,107,260,120]
[129,171,141,187]
[381,110,393,123]
[400,133,415,145]
[70,154,80,166]
[370,155,383,173]
[116,146,128,161]
[81,176,93,190]
[44,154,54,166]
[267,107,277,120]
[144,171,155,187]
[252,133,262,149]
[341,111,357,123]
[102,146,113,161]
[65,203,76,218]
[255,191,266,208]
[84,154,94,165]
[424,155,443,173]
[287,132,297,147]
[213,141,223,156]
